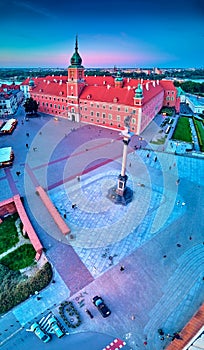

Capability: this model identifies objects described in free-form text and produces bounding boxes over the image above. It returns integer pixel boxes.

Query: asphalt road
[1,329,130,350]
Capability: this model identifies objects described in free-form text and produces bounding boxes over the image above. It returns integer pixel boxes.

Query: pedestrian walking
[26,143,29,148]
[120,265,125,271]
[154,156,157,162]
[26,132,29,137]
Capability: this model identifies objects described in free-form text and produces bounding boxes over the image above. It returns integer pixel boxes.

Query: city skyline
[1,0,204,68]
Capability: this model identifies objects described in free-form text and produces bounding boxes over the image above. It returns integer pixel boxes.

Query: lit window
[108,114,112,120]
[117,115,120,121]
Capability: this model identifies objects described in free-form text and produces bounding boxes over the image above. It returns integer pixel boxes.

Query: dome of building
[29,79,35,87]
[70,37,83,67]
[135,83,143,98]
[115,70,123,81]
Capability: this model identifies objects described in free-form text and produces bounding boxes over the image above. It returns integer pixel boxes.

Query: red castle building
[21,38,180,134]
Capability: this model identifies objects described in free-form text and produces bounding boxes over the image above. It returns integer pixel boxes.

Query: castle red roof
[29,77,67,97]
[81,77,163,106]
[23,75,171,107]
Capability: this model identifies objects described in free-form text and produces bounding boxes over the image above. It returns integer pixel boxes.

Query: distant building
[185,93,204,114]
[0,83,23,117]
[21,38,180,134]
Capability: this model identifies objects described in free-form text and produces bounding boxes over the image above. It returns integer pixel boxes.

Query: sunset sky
[1,0,204,68]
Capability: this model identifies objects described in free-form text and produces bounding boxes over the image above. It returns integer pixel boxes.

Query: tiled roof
[80,84,135,105]
[81,78,163,106]
[159,79,177,91]
[23,75,171,106]
[166,303,204,350]
[30,78,67,97]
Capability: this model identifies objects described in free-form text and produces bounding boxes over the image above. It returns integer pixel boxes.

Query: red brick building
[21,38,180,134]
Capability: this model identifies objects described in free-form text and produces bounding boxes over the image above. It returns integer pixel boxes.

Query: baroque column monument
[107,116,133,205]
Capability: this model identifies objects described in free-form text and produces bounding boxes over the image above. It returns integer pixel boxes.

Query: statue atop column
[107,116,133,205]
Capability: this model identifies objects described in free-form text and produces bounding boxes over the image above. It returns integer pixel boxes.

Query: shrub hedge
[0,244,36,270]
[0,262,53,314]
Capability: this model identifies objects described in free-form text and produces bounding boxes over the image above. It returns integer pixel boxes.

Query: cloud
[12,0,55,18]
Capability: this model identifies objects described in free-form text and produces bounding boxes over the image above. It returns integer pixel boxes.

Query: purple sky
[1,0,204,68]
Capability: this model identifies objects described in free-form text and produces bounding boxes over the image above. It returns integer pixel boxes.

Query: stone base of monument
[107,186,133,206]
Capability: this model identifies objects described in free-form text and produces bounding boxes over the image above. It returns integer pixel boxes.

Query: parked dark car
[92,296,111,318]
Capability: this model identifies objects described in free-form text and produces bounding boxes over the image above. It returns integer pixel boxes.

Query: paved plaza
[0,107,204,349]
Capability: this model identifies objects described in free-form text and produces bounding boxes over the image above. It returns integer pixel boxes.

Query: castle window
[132,109,136,114]
[117,115,120,121]
[91,111,94,116]
[96,112,100,117]
[91,118,94,122]
[97,119,99,123]
[103,104,106,109]
[109,105,112,110]
[108,114,112,120]
[102,113,106,118]
[132,118,136,124]
[117,106,120,111]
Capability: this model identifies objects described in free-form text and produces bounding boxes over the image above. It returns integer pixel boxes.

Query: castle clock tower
[67,36,85,122]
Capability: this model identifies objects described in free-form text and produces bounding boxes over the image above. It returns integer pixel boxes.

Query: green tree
[24,97,38,115]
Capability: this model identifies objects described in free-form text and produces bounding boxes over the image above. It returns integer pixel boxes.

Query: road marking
[0,326,23,346]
